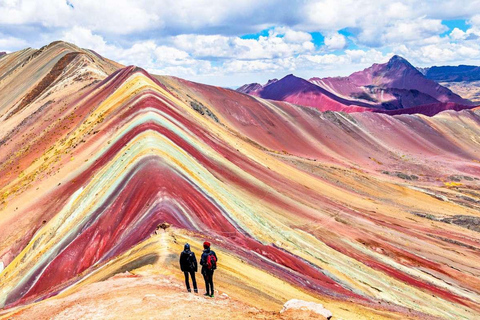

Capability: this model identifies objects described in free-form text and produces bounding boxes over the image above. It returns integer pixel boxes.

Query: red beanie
[203,241,210,248]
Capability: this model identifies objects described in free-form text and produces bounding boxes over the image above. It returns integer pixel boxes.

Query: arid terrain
[1,41,480,319]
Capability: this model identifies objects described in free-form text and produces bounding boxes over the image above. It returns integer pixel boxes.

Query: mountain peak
[389,54,406,61]
[265,78,278,86]
[236,82,263,94]
[387,55,414,69]
[280,74,307,83]
[37,40,81,52]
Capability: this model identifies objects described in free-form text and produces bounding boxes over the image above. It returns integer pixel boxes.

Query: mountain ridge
[238,55,475,116]
[421,65,480,82]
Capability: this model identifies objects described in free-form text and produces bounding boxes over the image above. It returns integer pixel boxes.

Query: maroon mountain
[238,55,474,115]
[310,55,473,109]
[238,74,376,112]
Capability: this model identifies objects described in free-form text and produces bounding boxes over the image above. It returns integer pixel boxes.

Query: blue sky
[1,0,480,87]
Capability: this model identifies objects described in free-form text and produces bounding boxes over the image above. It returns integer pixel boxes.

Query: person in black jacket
[200,241,218,297]
[179,243,198,293]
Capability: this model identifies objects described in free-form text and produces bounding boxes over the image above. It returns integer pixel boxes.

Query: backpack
[187,252,196,270]
[206,252,217,270]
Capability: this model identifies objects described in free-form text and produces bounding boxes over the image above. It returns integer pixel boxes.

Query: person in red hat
[200,241,218,297]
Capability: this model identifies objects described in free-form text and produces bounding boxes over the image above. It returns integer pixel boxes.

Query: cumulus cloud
[450,28,467,41]
[470,15,480,27]
[301,0,480,47]
[299,49,388,67]
[381,18,447,45]
[324,33,347,50]
[2,1,479,40]
[172,28,314,60]
[62,26,113,53]
[393,37,480,66]
[0,34,28,52]
[60,27,204,77]
[271,27,312,43]
[1,0,480,85]
[223,58,295,74]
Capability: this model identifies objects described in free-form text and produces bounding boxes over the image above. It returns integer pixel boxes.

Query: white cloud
[60,27,205,77]
[385,2,412,19]
[1,1,479,40]
[173,29,314,60]
[223,59,293,73]
[2,0,480,86]
[393,39,480,66]
[381,18,447,44]
[470,15,480,27]
[272,27,312,43]
[0,0,71,26]
[0,0,279,36]
[299,49,388,67]
[0,34,28,52]
[173,35,232,58]
[62,26,112,52]
[324,33,346,50]
[301,1,480,47]
[450,28,467,41]
[55,25,395,83]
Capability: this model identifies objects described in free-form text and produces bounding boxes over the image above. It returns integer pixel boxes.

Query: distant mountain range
[417,65,480,104]
[419,65,480,82]
[238,55,479,116]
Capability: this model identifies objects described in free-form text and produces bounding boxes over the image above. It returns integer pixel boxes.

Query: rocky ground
[441,80,480,104]
[2,273,326,320]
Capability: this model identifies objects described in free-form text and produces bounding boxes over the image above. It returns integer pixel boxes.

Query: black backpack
[187,252,196,270]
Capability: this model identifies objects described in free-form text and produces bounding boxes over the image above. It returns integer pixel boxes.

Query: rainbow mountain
[0,41,480,319]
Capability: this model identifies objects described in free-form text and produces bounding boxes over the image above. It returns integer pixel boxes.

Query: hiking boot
[194,289,198,293]
[203,293,210,296]
[210,294,214,298]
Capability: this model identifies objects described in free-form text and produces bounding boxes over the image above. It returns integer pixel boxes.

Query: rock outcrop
[281,299,332,319]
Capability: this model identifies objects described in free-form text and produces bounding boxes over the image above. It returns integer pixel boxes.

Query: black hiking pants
[184,271,197,291]
[203,270,214,295]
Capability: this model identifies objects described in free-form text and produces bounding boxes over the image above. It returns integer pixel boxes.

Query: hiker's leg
[203,272,210,295]
[209,271,214,295]
[184,271,190,291]
[207,273,212,295]
[191,271,198,291]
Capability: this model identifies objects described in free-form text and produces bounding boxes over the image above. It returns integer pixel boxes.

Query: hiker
[200,241,217,297]
[179,243,198,293]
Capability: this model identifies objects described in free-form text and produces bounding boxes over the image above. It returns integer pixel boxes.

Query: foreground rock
[281,299,332,319]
